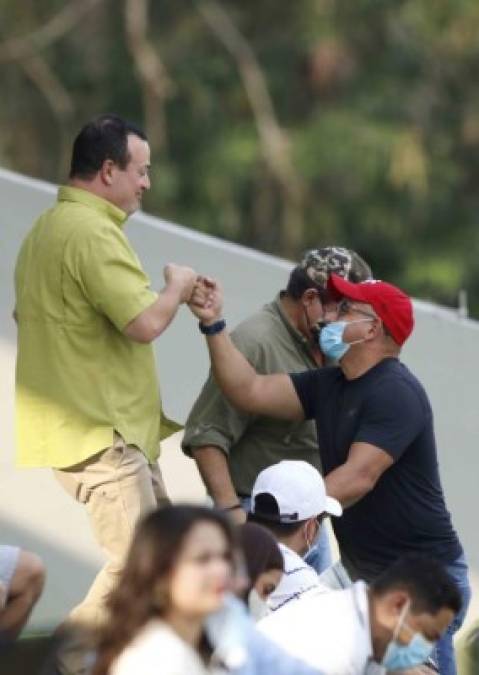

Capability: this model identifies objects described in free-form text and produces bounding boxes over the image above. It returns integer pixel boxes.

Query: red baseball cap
[328,274,414,346]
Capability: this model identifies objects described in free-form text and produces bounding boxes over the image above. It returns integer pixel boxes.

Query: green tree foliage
[1,0,478,316]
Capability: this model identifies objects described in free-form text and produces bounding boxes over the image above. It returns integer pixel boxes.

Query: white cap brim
[325,496,342,517]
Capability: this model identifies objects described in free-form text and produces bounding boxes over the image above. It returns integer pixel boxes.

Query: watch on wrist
[199,319,226,335]
[220,503,242,512]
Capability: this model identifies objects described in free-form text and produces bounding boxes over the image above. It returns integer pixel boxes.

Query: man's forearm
[124,283,184,343]
[206,330,261,414]
[191,279,303,420]
[324,465,375,508]
[125,263,197,343]
[192,445,239,508]
[190,279,258,412]
[151,282,186,336]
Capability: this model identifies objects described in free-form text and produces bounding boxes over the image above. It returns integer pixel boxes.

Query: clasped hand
[188,276,223,324]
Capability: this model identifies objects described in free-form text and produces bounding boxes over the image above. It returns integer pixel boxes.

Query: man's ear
[99,159,115,186]
[366,317,382,341]
[375,590,410,633]
[387,589,410,617]
[301,288,320,308]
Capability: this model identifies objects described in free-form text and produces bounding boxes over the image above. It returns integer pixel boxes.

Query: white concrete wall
[1,167,477,632]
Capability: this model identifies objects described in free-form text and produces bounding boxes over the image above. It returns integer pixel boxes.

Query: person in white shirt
[92,505,236,675]
[248,460,343,611]
[258,554,461,674]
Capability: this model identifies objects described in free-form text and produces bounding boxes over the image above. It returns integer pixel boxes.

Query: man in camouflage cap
[300,247,372,288]
[182,246,371,574]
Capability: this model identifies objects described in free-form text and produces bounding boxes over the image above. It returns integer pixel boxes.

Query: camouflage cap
[299,246,372,288]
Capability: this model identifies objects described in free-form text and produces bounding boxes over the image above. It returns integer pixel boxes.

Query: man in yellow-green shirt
[14,115,198,644]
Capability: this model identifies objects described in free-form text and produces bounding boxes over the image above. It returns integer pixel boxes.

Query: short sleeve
[70,224,158,330]
[354,379,428,460]
[290,370,321,420]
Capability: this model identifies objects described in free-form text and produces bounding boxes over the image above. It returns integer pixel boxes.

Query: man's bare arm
[124,263,197,343]
[192,446,247,524]
[325,441,394,508]
[189,278,304,420]
[207,331,302,419]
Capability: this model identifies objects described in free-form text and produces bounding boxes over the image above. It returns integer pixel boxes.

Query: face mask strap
[340,317,375,347]
[248,587,270,621]
[304,520,315,553]
[303,299,328,344]
[393,599,411,642]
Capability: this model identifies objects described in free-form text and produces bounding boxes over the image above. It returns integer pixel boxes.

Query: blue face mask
[382,603,436,671]
[319,319,372,361]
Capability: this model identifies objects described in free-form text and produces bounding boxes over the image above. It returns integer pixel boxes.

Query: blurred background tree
[1,0,479,316]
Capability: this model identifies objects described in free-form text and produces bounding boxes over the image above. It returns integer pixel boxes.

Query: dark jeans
[435,553,471,675]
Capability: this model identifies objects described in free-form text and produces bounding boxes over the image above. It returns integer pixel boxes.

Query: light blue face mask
[319,318,372,361]
[382,603,436,671]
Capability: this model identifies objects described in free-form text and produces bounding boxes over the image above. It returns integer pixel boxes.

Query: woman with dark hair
[237,523,283,620]
[92,505,235,675]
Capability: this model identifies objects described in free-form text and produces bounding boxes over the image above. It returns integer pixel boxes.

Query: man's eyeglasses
[337,299,377,320]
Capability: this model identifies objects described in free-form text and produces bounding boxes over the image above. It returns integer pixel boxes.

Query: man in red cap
[189,274,470,675]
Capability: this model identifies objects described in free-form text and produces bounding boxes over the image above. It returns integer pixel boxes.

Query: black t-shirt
[291,358,462,581]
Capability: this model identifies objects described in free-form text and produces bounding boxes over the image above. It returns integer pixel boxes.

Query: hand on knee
[11,550,46,604]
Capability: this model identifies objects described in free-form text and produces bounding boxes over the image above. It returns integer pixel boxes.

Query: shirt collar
[278,543,310,572]
[58,186,128,228]
[273,292,315,354]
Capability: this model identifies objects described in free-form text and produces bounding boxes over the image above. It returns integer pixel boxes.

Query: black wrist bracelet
[220,503,242,512]
[199,319,226,335]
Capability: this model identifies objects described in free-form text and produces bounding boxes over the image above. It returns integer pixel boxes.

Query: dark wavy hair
[92,505,236,675]
[69,114,146,180]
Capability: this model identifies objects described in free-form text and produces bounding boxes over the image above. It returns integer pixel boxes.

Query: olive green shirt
[182,295,321,495]
[456,620,479,675]
[15,186,164,468]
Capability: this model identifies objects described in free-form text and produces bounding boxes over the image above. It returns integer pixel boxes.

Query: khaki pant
[54,433,168,641]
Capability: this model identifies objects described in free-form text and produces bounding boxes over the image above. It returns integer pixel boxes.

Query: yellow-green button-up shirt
[15,186,164,467]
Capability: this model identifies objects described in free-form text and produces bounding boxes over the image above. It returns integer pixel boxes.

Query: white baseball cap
[251,460,342,522]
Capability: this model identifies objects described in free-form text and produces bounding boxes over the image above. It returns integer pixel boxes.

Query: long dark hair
[92,505,235,675]
[237,522,283,598]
